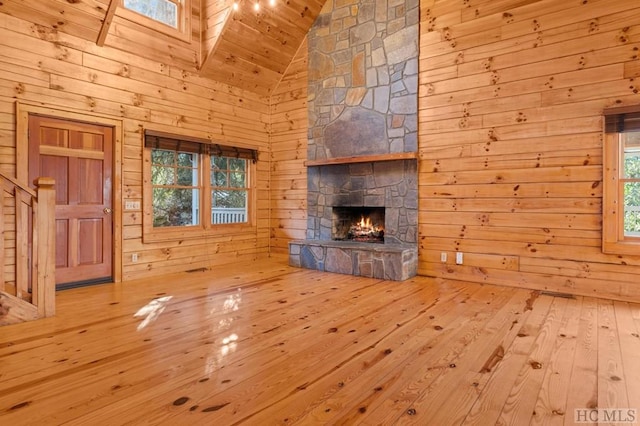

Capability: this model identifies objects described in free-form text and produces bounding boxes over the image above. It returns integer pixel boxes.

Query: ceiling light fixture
[232,0,276,12]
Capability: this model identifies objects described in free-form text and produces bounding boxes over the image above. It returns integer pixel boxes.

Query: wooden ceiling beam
[97,0,118,46]
[200,4,233,71]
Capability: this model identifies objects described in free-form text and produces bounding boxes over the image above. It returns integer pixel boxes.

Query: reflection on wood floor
[1,257,639,425]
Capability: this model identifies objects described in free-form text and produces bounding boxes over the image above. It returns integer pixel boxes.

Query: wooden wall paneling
[498,0,637,39]
[105,17,200,72]
[422,149,601,173]
[269,37,308,254]
[461,0,541,22]
[418,0,640,300]
[0,0,102,41]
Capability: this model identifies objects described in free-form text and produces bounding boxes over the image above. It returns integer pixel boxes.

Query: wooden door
[28,115,113,288]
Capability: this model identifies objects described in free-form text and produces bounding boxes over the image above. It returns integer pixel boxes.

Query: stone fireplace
[289,0,419,281]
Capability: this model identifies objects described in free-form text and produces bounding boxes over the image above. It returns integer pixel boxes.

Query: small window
[603,106,640,254]
[123,0,179,28]
[142,130,257,242]
[119,0,190,41]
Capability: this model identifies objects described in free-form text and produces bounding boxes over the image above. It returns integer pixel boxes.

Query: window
[123,0,179,28]
[143,130,257,241]
[211,156,248,224]
[151,148,199,227]
[603,106,640,254]
[119,0,190,41]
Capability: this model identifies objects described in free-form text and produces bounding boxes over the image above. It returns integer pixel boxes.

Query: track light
[254,1,260,11]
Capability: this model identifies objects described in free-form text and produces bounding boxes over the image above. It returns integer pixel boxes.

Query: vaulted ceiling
[200,0,325,94]
[0,0,326,95]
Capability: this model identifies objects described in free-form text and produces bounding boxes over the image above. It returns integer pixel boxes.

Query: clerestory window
[119,0,190,40]
[123,0,179,28]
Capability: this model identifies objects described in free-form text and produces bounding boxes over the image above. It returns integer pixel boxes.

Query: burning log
[348,216,384,243]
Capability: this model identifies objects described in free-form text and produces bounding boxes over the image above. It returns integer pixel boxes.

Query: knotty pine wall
[418,0,640,301]
[0,12,270,282]
[269,39,309,254]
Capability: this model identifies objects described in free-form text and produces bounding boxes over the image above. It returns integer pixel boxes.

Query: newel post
[34,177,55,317]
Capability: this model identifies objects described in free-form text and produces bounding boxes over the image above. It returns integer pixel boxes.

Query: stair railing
[0,174,55,318]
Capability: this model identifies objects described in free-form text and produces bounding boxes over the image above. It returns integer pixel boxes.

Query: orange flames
[359,216,372,229]
[354,216,382,234]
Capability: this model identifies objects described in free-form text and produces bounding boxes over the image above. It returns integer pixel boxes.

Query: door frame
[16,102,123,284]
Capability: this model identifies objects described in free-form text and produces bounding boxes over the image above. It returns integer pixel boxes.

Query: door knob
[104,207,113,214]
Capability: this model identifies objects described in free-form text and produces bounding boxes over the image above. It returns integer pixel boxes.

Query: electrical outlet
[456,252,463,265]
[440,252,447,263]
[132,253,138,263]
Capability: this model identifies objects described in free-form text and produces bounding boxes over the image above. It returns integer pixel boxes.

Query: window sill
[603,239,640,256]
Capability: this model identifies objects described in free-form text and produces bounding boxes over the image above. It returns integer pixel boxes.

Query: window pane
[213,171,227,186]
[152,149,175,166]
[208,154,249,225]
[212,156,227,170]
[623,144,640,179]
[153,188,199,227]
[211,190,247,224]
[229,158,245,172]
[151,147,200,228]
[230,171,245,188]
[123,0,178,28]
[177,152,196,167]
[177,167,196,185]
[624,182,640,236]
[151,165,175,185]
[213,190,246,208]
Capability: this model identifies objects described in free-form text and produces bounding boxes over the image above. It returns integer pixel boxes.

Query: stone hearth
[289,240,417,281]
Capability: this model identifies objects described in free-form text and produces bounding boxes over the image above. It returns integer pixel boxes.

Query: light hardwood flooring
[1,257,639,425]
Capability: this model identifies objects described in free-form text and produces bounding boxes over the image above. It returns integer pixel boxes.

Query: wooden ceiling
[201,0,325,95]
[0,0,326,96]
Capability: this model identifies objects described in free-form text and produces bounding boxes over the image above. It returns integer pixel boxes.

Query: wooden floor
[1,257,639,425]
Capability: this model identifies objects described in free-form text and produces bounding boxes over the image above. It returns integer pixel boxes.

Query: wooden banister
[0,173,56,323]
[33,177,56,317]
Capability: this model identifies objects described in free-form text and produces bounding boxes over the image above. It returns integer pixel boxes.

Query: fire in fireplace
[332,207,385,243]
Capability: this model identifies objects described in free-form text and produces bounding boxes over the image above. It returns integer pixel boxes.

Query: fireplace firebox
[332,207,385,243]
